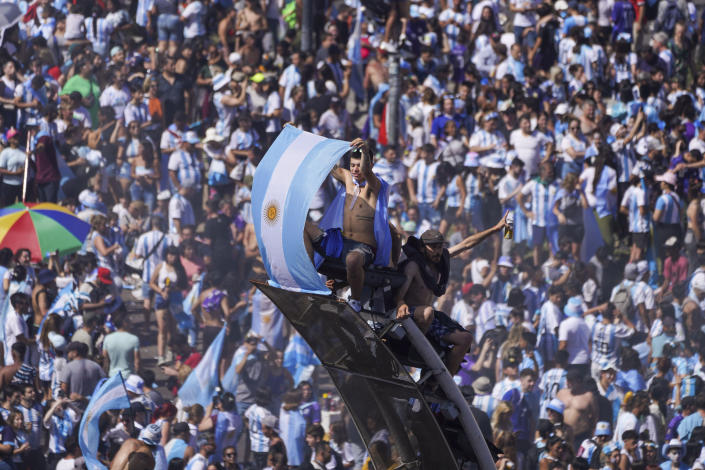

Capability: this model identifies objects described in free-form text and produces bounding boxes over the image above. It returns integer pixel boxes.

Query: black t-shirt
[157,74,187,123]
[204,215,232,255]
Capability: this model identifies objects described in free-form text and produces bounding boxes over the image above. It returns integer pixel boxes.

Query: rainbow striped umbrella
[0,202,90,261]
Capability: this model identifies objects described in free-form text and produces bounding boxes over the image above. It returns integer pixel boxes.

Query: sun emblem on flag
[264,201,280,225]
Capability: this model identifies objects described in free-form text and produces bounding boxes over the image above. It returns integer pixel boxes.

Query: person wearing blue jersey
[620,168,650,263]
[407,143,444,227]
[653,171,683,265]
[518,161,559,266]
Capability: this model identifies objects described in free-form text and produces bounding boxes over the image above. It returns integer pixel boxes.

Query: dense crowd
[2,0,705,469]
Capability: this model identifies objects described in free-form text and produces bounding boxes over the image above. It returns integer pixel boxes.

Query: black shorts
[341,236,375,266]
[558,224,585,244]
[631,232,649,250]
[411,307,466,348]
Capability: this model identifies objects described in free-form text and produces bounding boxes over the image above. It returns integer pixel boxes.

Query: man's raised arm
[448,212,508,258]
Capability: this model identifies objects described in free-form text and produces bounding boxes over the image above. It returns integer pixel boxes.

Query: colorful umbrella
[0,202,90,261]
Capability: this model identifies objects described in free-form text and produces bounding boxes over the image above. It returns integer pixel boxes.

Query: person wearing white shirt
[168,187,196,234]
[4,293,30,366]
[99,72,131,120]
[181,0,205,40]
[510,115,542,175]
[558,297,591,375]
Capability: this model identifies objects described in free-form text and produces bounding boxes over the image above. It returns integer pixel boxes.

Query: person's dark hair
[621,429,638,441]
[254,387,271,406]
[165,245,188,290]
[313,441,330,457]
[536,419,554,439]
[11,342,26,358]
[10,292,28,308]
[555,350,569,368]
[167,457,185,470]
[306,424,325,440]
[621,347,641,372]
[520,368,536,379]
[127,451,155,470]
[0,248,12,267]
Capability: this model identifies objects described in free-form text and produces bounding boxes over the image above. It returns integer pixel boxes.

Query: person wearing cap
[60,341,105,400]
[168,130,203,194]
[110,422,164,470]
[469,112,507,159]
[471,376,499,418]
[488,256,516,305]
[395,215,507,374]
[213,71,246,138]
[0,127,27,206]
[557,296,590,376]
[318,95,350,140]
[652,171,682,264]
[163,421,193,464]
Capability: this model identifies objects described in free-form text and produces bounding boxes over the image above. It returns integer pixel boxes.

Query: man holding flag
[303,138,398,313]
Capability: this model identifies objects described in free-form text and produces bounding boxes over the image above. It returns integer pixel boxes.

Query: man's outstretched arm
[448,212,508,258]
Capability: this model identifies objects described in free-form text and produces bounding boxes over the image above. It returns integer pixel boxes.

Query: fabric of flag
[0,288,9,342]
[178,326,226,408]
[48,283,79,317]
[252,125,350,294]
[78,372,130,470]
[0,202,90,261]
[283,331,320,386]
[580,208,604,262]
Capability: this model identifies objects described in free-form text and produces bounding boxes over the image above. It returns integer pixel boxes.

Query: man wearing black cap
[395,213,508,374]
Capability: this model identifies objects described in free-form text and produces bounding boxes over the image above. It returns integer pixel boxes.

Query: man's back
[104,331,139,377]
[62,358,106,397]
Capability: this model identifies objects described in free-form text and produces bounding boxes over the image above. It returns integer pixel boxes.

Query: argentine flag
[252,125,350,294]
[178,326,226,408]
[79,372,130,470]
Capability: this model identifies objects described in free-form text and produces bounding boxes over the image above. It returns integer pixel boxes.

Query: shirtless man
[395,214,508,374]
[304,138,399,312]
[556,370,599,450]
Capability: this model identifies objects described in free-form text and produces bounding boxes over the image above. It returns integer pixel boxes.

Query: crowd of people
[1,0,705,469]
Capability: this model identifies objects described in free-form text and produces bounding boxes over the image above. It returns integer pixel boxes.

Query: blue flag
[79,372,130,470]
[178,326,226,408]
[252,126,350,294]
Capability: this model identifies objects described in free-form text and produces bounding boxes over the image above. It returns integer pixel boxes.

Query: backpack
[660,1,684,34]
[612,281,633,316]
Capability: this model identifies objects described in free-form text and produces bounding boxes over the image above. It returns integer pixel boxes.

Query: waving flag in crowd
[178,325,226,408]
[79,373,130,470]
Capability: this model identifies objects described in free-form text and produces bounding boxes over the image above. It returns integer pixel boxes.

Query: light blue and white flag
[283,331,320,386]
[79,372,130,470]
[252,125,350,294]
[178,326,226,408]
[48,283,78,316]
[0,291,10,342]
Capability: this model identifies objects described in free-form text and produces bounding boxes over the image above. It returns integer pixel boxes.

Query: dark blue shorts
[411,307,466,348]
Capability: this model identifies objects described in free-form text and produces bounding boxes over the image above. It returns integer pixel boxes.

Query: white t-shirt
[510,129,541,175]
[4,305,28,365]
[558,316,590,365]
[0,147,27,185]
[181,1,205,38]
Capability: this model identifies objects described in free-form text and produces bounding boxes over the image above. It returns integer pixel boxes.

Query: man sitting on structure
[304,138,400,312]
[395,214,507,374]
